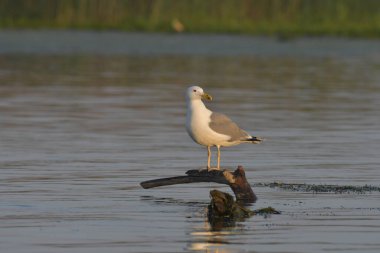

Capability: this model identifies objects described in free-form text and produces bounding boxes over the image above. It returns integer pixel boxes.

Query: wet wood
[140,165,257,203]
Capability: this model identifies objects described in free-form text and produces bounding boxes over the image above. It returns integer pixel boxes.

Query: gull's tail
[246,136,264,144]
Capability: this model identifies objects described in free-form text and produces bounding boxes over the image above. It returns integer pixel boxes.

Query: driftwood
[207,189,280,230]
[140,165,257,203]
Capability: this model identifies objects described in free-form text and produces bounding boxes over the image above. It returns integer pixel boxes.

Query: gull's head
[186,86,212,101]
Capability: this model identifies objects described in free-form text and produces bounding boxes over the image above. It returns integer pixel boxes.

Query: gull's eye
[193,89,196,92]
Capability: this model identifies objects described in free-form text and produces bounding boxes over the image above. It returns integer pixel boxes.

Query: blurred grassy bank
[1,0,380,37]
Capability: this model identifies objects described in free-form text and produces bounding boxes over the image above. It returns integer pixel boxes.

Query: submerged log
[140,165,257,203]
[208,189,280,230]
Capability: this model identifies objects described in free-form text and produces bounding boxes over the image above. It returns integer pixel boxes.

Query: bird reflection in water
[188,221,245,253]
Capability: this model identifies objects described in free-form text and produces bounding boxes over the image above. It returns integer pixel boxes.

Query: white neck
[187,98,209,114]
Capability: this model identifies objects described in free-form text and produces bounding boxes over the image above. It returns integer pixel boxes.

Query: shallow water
[0,31,380,253]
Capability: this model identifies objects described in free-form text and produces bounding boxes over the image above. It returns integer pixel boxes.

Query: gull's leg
[207,146,211,170]
[216,145,221,170]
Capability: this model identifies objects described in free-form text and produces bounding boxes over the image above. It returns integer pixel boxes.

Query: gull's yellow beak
[201,92,212,101]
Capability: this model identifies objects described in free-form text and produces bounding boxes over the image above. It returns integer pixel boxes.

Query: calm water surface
[0,31,380,253]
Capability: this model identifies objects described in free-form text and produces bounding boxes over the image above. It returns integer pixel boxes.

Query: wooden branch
[140,165,257,203]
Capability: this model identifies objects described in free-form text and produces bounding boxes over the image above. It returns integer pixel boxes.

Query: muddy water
[0,31,380,253]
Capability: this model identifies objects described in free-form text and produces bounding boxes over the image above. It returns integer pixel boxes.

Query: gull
[186,86,263,170]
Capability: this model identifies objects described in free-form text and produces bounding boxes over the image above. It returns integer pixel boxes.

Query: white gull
[185,85,263,170]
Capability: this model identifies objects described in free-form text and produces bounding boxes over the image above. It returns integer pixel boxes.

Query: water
[0,31,380,253]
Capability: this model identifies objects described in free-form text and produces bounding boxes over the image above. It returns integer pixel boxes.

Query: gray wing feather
[209,112,250,141]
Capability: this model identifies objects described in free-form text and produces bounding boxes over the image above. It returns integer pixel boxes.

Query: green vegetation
[1,0,380,37]
[255,182,380,193]
[252,207,281,216]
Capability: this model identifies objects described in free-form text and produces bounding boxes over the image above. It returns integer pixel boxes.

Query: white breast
[186,99,230,146]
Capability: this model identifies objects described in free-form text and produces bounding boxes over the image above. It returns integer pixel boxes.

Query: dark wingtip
[247,136,264,143]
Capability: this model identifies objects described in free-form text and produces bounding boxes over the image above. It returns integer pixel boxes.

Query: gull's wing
[209,112,251,142]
